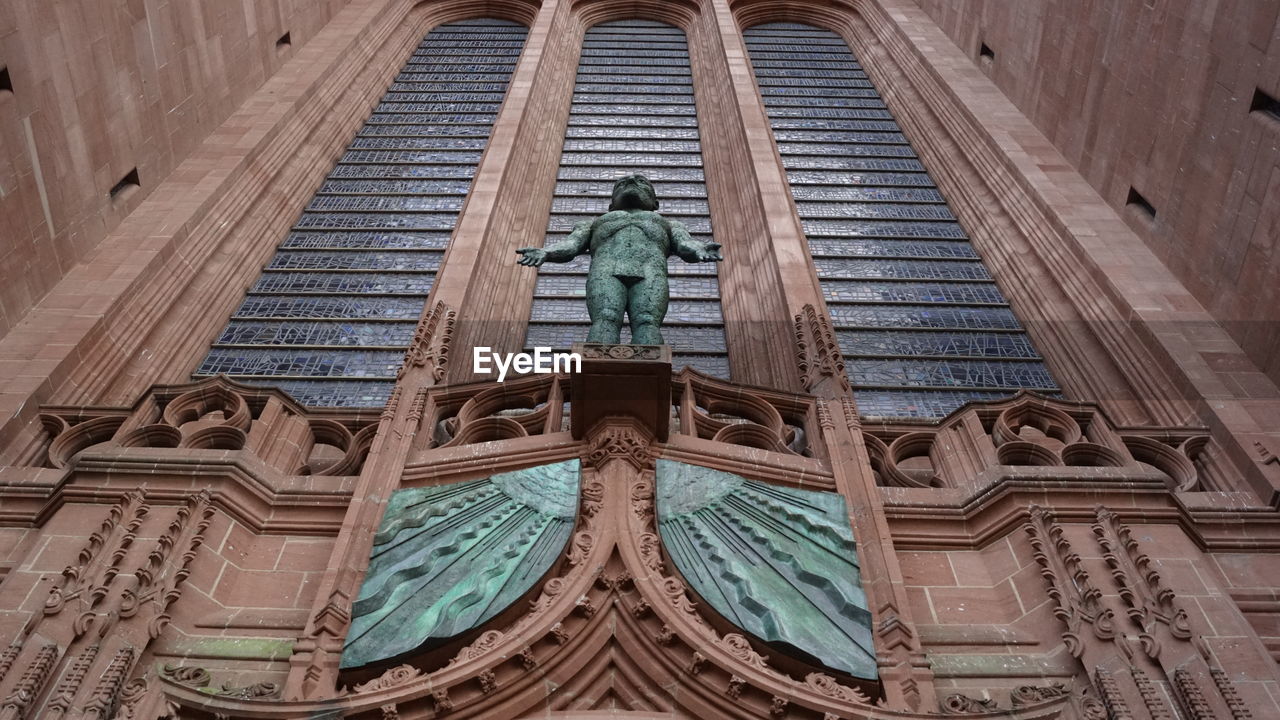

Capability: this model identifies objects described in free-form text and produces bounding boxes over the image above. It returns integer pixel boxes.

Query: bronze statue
[516,174,722,345]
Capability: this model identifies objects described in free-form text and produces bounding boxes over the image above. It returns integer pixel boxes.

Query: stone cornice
[0,450,354,535]
[882,474,1280,551]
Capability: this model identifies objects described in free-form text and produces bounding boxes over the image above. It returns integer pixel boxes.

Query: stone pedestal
[570,344,671,442]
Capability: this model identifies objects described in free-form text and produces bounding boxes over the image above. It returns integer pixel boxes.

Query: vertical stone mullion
[706,0,831,334]
[441,1,584,379]
[430,0,566,313]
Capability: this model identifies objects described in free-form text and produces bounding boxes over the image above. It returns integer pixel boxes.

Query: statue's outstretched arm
[669,220,723,263]
[516,220,592,267]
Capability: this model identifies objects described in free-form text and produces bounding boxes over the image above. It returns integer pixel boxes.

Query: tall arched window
[743,22,1059,419]
[522,19,729,378]
[196,18,530,406]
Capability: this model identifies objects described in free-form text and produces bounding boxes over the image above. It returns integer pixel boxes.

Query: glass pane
[197,18,530,406]
[747,22,1060,419]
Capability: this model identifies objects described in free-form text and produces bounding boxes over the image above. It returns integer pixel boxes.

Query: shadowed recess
[341,459,580,668]
[656,459,876,679]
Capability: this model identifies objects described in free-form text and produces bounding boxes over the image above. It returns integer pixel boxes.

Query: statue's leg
[585,273,626,343]
[627,272,669,346]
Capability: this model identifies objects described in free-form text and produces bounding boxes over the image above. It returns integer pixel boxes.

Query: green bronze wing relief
[655,459,877,680]
[341,459,580,669]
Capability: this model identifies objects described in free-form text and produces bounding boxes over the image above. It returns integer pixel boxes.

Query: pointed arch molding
[161,421,1069,719]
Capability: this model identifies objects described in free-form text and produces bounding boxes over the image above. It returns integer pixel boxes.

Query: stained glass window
[523,20,728,378]
[744,22,1060,420]
[195,19,529,406]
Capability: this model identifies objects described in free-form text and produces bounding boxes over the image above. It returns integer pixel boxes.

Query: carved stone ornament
[26,375,378,476]
[794,303,851,393]
[578,344,667,361]
[941,692,999,714]
[583,423,652,470]
[1009,683,1069,707]
[160,664,211,688]
[351,665,422,694]
[805,673,872,704]
[216,680,282,699]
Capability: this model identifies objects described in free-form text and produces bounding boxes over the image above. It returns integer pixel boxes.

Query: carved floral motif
[804,673,871,704]
[1009,683,1069,707]
[941,693,998,714]
[449,630,505,667]
[161,664,211,688]
[585,425,652,470]
[351,665,422,694]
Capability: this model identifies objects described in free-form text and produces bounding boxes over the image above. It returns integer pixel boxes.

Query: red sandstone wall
[0,0,351,336]
[912,0,1280,386]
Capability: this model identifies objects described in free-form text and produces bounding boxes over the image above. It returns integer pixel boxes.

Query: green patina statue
[516,174,722,345]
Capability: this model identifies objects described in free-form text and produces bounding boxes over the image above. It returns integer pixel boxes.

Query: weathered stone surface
[655,459,876,679]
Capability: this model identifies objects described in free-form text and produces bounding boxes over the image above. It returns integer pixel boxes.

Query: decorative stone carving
[1009,683,1069,707]
[1210,668,1252,720]
[804,673,871,704]
[1024,505,1115,657]
[449,630,505,667]
[46,491,148,619]
[674,369,813,456]
[351,665,422,694]
[726,675,746,699]
[478,670,497,695]
[1092,506,1192,645]
[81,647,135,719]
[578,344,666,361]
[1,643,57,719]
[794,303,850,393]
[25,376,377,475]
[215,681,282,699]
[161,664,211,688]
[719,634,771,672]
[941,693,998,714]
[859,391,1230,490]
[584,424,652,470]
[431,688,453,714]
[45,644,99,715]
[398,301,456,382]
[432,374,567,447]
[1171,668,1213,720]
[116,677,149,719]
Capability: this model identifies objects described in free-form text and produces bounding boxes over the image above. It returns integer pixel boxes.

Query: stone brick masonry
[1,1,1279,718]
